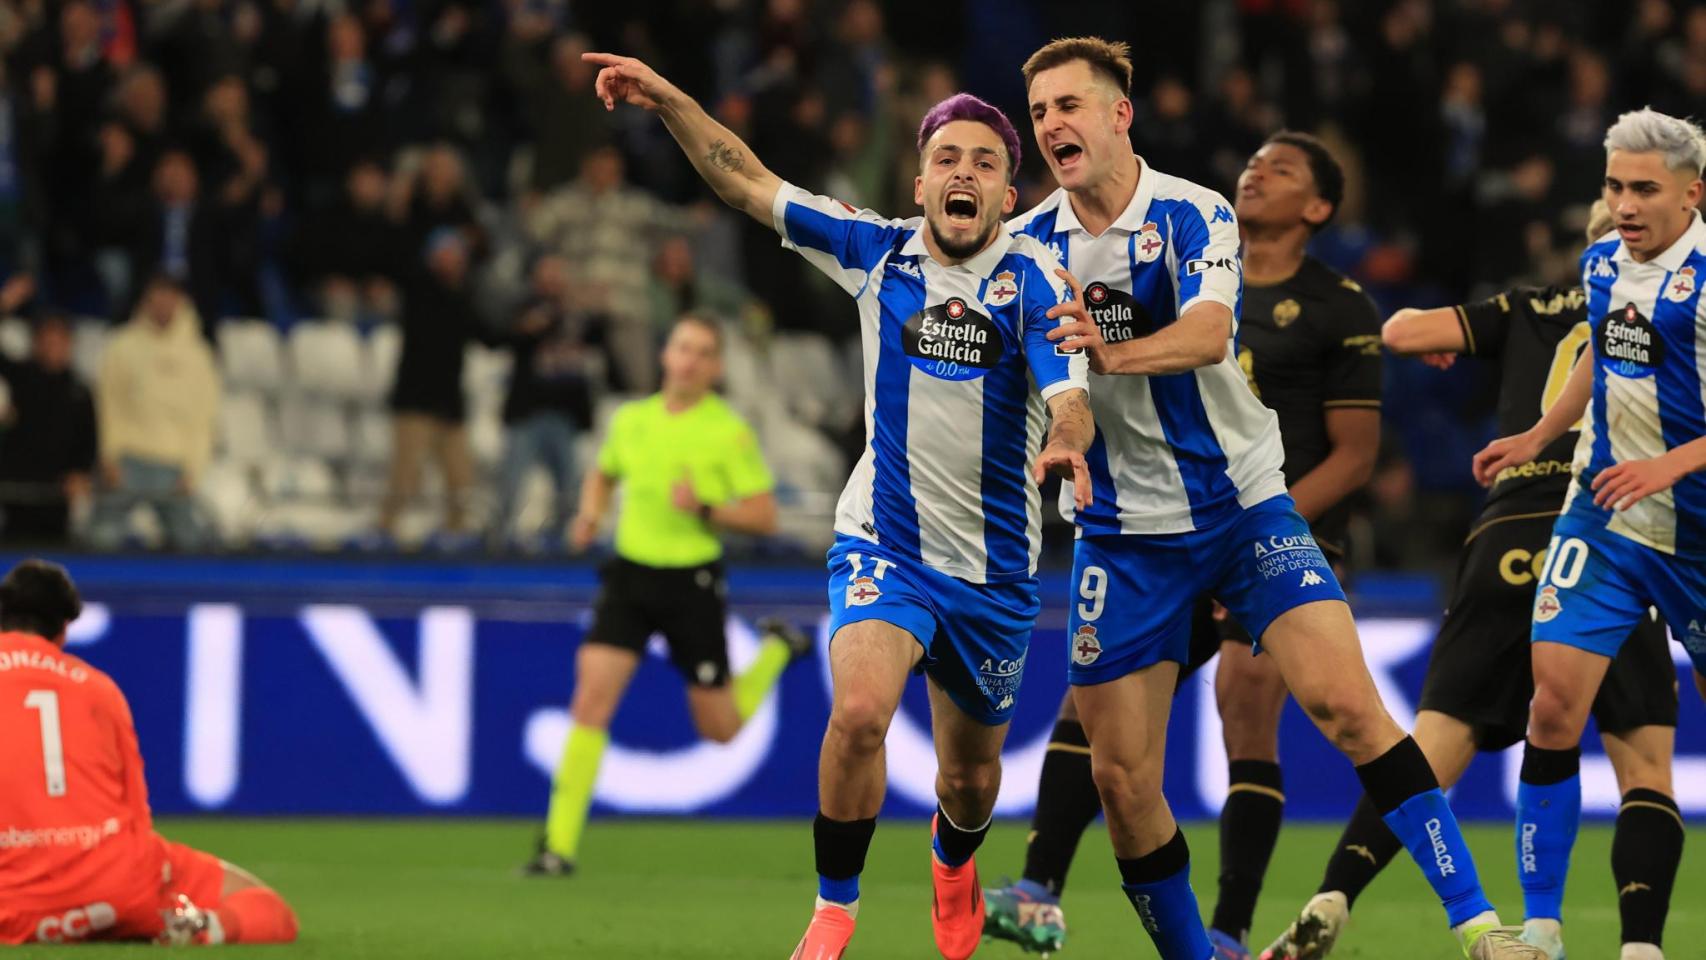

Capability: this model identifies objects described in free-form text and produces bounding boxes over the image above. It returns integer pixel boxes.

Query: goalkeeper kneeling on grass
[0,559,299,946]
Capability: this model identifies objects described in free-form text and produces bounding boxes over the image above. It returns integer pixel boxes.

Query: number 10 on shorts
[1534,535,1588,624]
[1538,536,1589,589]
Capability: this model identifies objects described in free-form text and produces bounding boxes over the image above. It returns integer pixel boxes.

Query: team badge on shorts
[846,576,881,606]
[1071,624,1102,665]
[986,270,1018,307]
[1534,586,1563,623]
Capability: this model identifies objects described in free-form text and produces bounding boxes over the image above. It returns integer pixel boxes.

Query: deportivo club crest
[846,576,881,607]
[1666,266,1697,303]
[985,270,1018,307]
[1533,586,1562,623]
[1135,222,1164,263]
[1272,298,1301,328]
[1072,624,1102,665]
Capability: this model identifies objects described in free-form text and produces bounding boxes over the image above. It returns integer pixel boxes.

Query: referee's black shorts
[1419,512,1677,750]
[585,556,731,687]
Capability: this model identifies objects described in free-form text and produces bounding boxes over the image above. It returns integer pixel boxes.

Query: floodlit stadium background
[2,0,1705,822]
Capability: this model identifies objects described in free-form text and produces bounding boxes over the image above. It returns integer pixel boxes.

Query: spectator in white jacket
[89,274,221,550]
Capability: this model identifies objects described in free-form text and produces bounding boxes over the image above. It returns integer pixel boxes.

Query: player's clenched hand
[1471,431,1542,487]
[568,513,598,552]
[671,471,704,514]
[582,52,678,112]
[1044,267,1105,356]
[1590,454,1685,511]
[1034,442,1092,511]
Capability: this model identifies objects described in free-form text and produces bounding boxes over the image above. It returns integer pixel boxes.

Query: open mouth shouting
[944,188,980,226]
[1617,221,1645,244]
[1049,141,1085,173]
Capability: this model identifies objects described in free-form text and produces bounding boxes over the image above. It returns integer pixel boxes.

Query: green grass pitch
[12,818,1702,958]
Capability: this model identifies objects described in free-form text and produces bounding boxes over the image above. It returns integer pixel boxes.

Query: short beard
[927,215,996,260]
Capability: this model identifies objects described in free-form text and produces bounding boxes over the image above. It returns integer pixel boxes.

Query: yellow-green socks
[545,726,608,859]
[733,636,791,720]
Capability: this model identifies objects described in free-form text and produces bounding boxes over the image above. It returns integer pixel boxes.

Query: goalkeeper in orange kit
[0,559,299,946]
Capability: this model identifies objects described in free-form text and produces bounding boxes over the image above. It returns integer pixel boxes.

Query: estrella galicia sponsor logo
[902,298,1002,380]
[1425,818,1457,877]
[1597,302,1664,378]
[1083,282,1151,343]
[1520,822,1539,874]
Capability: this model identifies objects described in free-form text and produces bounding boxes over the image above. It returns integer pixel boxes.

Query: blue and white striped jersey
[1563,212,1706,557]
[1009,158,1287,535]
[771,182,1089,583]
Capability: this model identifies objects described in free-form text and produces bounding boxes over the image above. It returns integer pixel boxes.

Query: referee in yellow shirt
[524,313,808,876]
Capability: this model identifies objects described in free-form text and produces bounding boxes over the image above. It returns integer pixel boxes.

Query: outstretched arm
[1382,305,1468,370]
[584,52,781,224]
[1472,350,1592,486]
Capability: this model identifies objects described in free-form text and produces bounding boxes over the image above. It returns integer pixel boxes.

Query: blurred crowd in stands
[0,0,1699,573]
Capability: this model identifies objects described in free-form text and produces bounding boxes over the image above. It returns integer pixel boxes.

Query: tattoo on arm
[1048,391,1093,450]
[706,139,746,173]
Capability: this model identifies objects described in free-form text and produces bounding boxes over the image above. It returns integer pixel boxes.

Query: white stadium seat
[72,318,109,384]
[363,323,402,402]
[218,320,285,394]
[217,393,278,466]
[350,407,393,466]
[197,460,260,544]
[760,412,847,496]
[259,455,339,501]
[719,327,769,421]
[0,317,30,362]
[278,396,353,461]
[771,332,854,428]
[288,321,366,399]
[462,344,512,418]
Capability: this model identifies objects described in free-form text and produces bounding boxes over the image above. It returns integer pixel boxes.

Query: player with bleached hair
[579,49,1102,960]
[1263,200,1684,960]
[1474,107,1706,960]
